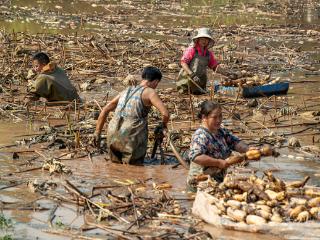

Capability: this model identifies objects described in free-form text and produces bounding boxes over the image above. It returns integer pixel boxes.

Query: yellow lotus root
[260,145,273,156]
[290,197,307,206]
[256,205,272,213]
[276,191,286,201]
[233,193,246,202]
[308,197,320,208]
[245,149,261,160]
[289,205,306,219]
[265,190,278,200]
[227,207,247,222]
[296,211,309,222]
[310,207,320,220]
[226,200,242,209]
[256,209,272,220]
[305,188,320,197]
[271,212,283,223]
[246,215,267,225]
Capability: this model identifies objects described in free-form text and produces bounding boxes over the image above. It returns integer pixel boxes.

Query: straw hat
[192,28,215,48]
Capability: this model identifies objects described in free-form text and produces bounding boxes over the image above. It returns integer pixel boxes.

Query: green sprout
[0,214,13,230]
[0,235,13,240]
[55,217,65,228]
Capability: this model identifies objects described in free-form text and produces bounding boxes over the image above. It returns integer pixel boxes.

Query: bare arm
[147,89,170,127]
[95,95,120,134]
[194,154,229,169]
[181,62,193,76]
[235,141,249,153]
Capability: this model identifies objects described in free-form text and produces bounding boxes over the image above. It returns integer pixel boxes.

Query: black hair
[197,100,221,119]
[141,66,162,82]
[32,52,50,65]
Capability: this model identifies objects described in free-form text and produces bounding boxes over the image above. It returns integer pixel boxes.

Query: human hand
[93,132,101,148]
[193,75,201,83]
[27,80,34,91]
[190,73,201,83]
[39,97,48,103]
[162,126,168,138]
[226,155,245,165]
[27,69,36,80]
[219,160,229,169]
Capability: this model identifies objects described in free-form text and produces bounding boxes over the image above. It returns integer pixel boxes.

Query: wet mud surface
[0,0,320,239]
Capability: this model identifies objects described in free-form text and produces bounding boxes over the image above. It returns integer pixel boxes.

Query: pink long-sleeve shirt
[181,43,218,70]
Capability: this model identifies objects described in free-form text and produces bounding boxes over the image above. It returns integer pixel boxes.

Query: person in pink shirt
[176,28,220,94]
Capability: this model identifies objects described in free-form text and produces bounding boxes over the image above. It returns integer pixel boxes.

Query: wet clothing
[187,127,241,192]
[177,43,218,94]
[30,62,79,101]
[107,86,150,164]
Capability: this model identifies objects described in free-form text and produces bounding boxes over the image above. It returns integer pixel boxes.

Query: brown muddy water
[1,0,320,33]
[1,0,320,239]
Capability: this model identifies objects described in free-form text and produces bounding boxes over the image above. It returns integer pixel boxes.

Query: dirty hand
[93,132,101,148]
[39,97,48,103]
[190,72,201,83]
[161,124,169,140]
[226,155,246,165]
[154,123,166,141]
[162,126,168,136]
[27,80,34,91]
[219,159,230,169]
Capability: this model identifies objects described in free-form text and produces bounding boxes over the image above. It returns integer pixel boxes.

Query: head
[141,66,162,89]
[197,37,210,48]
[32,52,50,73]
[198,100,222,133]
[192,28,215,49]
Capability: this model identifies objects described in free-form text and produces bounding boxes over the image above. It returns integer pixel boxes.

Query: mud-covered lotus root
[205,172,320,225]
[296,211,309,222]
[260,145,273,156]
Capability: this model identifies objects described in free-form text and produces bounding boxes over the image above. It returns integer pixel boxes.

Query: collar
[200,125,221,136]
[194,42,208,56]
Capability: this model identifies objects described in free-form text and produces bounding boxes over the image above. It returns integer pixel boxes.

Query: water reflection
[0,120,41,147]
[1,0,319,34]
[284,0,320,25]
[305,2,320,23]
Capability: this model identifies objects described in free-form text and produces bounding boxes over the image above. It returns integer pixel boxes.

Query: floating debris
[288,137,301,147]
[27,179,58,193]
[42,158,72,175]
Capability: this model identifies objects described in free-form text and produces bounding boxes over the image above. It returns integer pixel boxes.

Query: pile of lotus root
[221,75,270,88]
[198,155,320,225]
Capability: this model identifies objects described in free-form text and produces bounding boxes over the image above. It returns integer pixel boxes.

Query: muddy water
[0,120,42,147]
[0,80,319,240]
[0,0,319,34]
[1,0,320,239]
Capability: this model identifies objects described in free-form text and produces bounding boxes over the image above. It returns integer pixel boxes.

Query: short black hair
[141,66,162,82]
[197,100,221,119]
[32,52,50,65]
